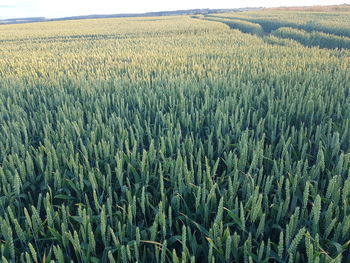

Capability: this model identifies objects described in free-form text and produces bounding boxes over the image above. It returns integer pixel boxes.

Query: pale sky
[0,0,349,19]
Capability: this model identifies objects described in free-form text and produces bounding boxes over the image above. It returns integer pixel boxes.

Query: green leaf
[224,207,243,230]
[179,213,209,236]
[54,194,75,200]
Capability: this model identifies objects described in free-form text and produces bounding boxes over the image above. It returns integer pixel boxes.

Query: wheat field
[0,11,350,262]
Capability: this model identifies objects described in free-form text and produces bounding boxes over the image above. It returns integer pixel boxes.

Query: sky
[0,0,349,19]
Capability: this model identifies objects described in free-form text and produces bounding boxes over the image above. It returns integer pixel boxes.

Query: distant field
[205,9,350,49]
[263,4,350,12]
[0,10,350,263]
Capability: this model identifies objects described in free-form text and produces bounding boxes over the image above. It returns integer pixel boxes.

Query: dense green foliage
[0,13,350,263]
[272,27,350,49]
[203,17,264,36]
[211,11,350,37]
[209,11,350,49]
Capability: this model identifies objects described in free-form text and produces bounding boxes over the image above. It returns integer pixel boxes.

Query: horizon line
[0,3,349,22]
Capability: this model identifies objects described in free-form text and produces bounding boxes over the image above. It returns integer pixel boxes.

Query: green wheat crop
[0,10,349,263]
